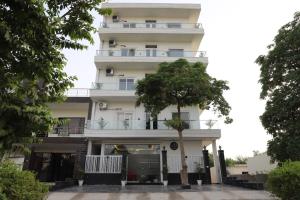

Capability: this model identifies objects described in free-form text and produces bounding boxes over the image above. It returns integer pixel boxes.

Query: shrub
[267,161,300,200]
[0,161,48,200]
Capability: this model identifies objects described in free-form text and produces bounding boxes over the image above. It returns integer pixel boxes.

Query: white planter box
[163,180,168,186]
[197,180,202,186]
[121,180,126,187]
[78,180,84,186]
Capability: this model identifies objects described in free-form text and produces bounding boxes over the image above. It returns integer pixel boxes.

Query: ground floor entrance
[30,152,75,182]
[127,154,160,183]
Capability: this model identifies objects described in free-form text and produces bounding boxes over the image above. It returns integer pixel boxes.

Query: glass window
[119,78,135,90]
[167,23,181,28]
[168,49,184,57]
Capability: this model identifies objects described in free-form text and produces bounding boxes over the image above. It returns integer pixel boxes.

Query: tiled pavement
[47,185,276,200]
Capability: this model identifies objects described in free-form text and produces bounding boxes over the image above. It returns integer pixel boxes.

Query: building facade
[26,3,222,185]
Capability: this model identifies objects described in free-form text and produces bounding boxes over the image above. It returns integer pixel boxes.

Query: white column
[87,140,92,155]
[212,140,222,183]
[100,143,105,156]
[91,102,96,121]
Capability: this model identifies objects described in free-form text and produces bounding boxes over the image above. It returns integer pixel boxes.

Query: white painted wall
[93,101,202,126]
[227,164,248,175]
[49,103,89,119]
[96,68,154,83]
[101,41,194,51]
[105,16,193,24]
[161,140,203,157]
[247,153,277,174]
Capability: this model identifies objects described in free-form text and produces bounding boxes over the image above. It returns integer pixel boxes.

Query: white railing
[85,155,123,173]
[100,22,203,29]
[91,82,136,91]
[167,155,204,173]
[65,88,90,97]
[86,120,219,130]
[96,50,206,58]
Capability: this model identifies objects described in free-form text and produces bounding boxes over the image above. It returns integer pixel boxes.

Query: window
[172,112,190,129]
[167,23,181,28]
[119,78,135,90]
[168,49,184,57]
[123,23,136,28]
[121,48,135,57]
[145,20,156,28]
[145,45,157,57]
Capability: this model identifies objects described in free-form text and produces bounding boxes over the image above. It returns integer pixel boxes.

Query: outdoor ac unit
[106,68,114,76]
[109,40,117,47]
[99,102,108,110]
[112,15,120,22]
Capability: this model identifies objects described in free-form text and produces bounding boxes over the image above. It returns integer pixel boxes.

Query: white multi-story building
[27,2,222,186]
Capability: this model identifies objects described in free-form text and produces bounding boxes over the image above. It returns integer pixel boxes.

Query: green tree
[136,59,232,187]
[0,161,48,200]
[0,1,111,156]
[256,12,300,162]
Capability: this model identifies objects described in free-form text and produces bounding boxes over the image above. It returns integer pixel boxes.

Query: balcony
[84,120,221,139]
[90,82,136,100]
[65,88,90,97]
[94,49,208,69]
[98,22,204,43]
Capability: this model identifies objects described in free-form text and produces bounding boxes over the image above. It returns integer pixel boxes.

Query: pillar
[202,147,211,184]
[212,140,222,183]
[218,146,227,179]
[87,140,92,155]
[121,152,127,181]
[162,146,168,181]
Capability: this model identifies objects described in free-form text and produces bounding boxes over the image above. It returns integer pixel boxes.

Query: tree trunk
[177,103,189,186]
[178,130,189,186]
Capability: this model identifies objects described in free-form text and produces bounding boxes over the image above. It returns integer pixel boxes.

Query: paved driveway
[47,185,276,200]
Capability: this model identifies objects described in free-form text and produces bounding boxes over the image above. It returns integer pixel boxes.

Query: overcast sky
[62,0,300,158]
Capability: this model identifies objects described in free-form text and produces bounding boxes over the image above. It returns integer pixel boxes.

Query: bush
[0,161,48,200]
[267,161,300,200]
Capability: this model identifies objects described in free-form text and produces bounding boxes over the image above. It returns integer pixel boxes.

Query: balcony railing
[96,49,206,58]
[100,22,203,29]
[85,120,218,130]
[65,88,90,97]
[52,127,84,135]
[91,82,136,91]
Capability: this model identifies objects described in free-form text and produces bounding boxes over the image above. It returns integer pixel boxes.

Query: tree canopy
[256,12,300,162]
[0,0,111,154]
[136,59,232,186]
[136,59,232,124]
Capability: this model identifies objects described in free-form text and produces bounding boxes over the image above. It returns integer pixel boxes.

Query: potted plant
[195,162,204,186]
[76,168,85,186]
[98,118,107,129]
[123,119,130,129]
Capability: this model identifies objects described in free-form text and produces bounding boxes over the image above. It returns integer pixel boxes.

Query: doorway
[127,154,160,184]
[117,112,133,129]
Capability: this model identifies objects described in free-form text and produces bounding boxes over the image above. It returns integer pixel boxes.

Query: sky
[62,0,300,159]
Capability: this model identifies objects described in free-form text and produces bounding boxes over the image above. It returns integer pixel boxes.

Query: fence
[85,155,123,173]
[167,155,204,173]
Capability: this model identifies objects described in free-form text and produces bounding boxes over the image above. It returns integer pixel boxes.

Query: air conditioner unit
[99,102,108,110]
[106,68,114,76]
[112,15,120,22]
[109,40,117,47]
